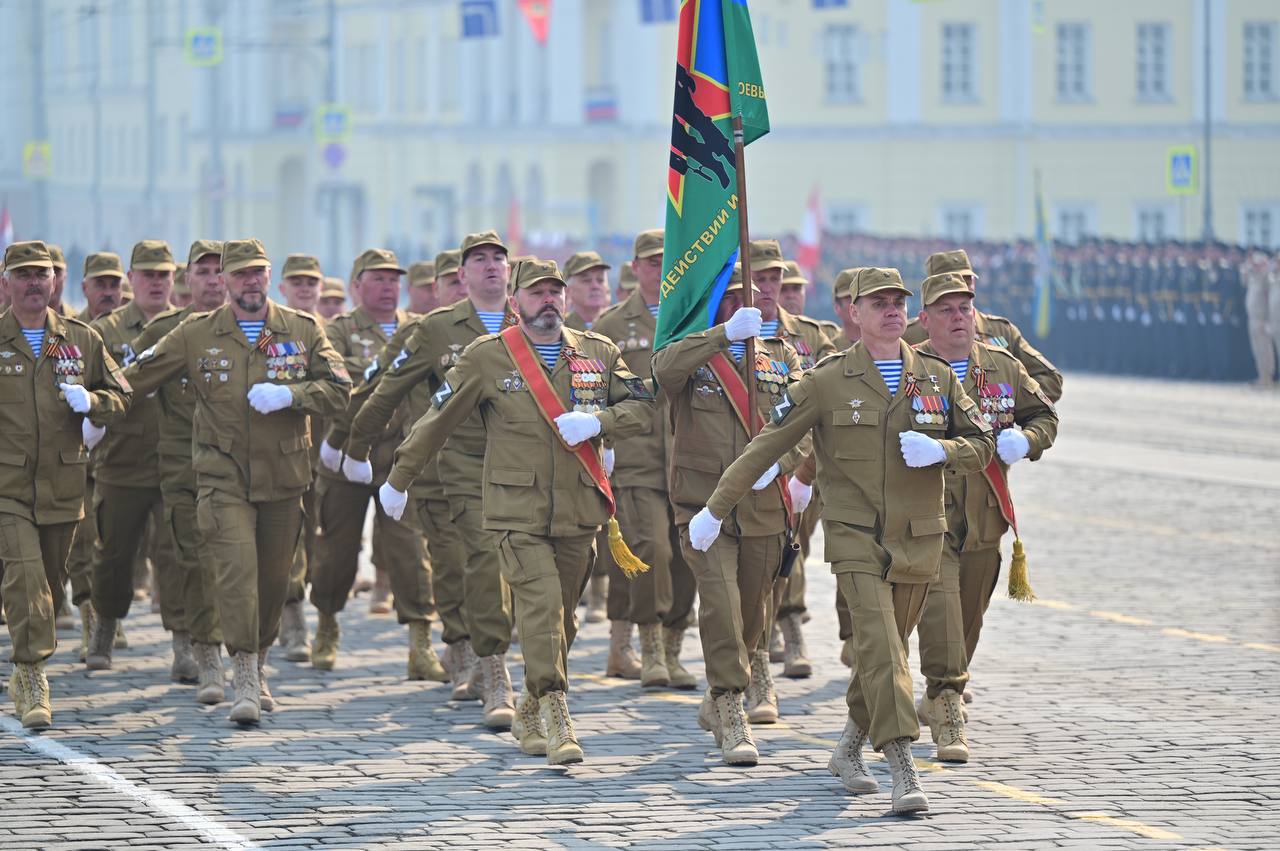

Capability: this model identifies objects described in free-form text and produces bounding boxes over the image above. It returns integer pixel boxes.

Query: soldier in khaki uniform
[379,258,653,764]
[592,233,698,688]
[47,245,72,317]
[0,241,131,728]
[753,250,836,682]
[903,249,1063,403]
[652,268,806,766]
[308,248,443,681]
[912,272,1058,762]
[694,267,995,813]
[84,241,190,678]
[317,277,348,321]
[129,240,229,703]
[77,252,126,324]
[170,264,191,308]
[122,238,351,726]
[407,261,439,315]
[339,233,519,726]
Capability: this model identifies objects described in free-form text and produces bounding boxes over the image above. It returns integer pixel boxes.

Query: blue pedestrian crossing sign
[184,28,223,67]
[1166,146,1198,195]
[315,105,352,144]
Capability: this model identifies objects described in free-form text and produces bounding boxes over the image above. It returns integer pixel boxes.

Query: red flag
[518,0,552,45]
[796,185,822,281]
[506,196,524,257]
[0,205,12,249]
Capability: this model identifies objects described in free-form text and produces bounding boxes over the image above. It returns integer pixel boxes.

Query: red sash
[708,352,794,522]
[981,460,1018,536]
[499,326,615,516]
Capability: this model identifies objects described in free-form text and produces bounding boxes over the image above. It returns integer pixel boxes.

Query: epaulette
[810,350,845,370]
[914,347,952,369]
[595,302,627,323]
[149,306,185,323]
[60,314,93,331]
[578,328,614,345]
[975,340,1021,366]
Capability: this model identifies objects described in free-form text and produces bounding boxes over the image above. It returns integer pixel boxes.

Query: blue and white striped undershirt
[237,320,266,346]
[760,319,779,338]
[949,359,970,383]
[476,311,505,334]
[379,322,397,338]
[21,328,45,356]
[532,342,562,368]
[875,359,903,395]
[647,303,660,319]
[729,341,746,360]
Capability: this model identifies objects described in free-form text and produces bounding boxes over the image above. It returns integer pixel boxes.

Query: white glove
[899,431,946,468]
[247,383,294,414]
[751,462,780,491]
[60,383,92,414]
[724,306,763,342]
[342,455,374,484]
[997,427,1031,465]
[688,506,723,553]
[82,418,106,451]
[788,478,813,514]
[555,411,602,446]
[319,439,344,473]
[378,482,408,522]
[603,448,615,476]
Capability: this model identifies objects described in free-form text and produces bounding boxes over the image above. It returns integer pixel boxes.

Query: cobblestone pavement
[3,374,1279,850]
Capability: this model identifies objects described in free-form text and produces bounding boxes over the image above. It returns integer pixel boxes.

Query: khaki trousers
[160,479,222,645]
[67,477,95,605]
[917,546,1002,698]
[410,496,468,645]
[837,571,927,750]
[679,523,781,695]
[607,486,674,625]
[286,484,317,604]
[91,483,186,631]
[0,514,76,664]
[196,491,301,656]
[309,476,431,624]
[454,496,512,657]
[497,530,595,699]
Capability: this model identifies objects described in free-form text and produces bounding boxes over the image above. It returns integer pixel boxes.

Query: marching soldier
[0,241,131,728]
[407,261,439,315]
[910,271,1058,763]
[77,252,126,323]
[128,240,229,704]
[592,232,698,689]
[309,248,443,681]
[903,249,1063,402]
[652,266,806,766]
[693,267,994,813]
[338,232,519,728]
[826,268,863,668]
[122,238,351,726]
[47,245,73,317]
[84,241,190,679]
[378,258,653,764]
[317,277,348,321]
[280,254,324,316]
[171,264,192,308]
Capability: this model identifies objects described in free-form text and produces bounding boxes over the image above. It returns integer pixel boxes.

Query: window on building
[155,116,167,175]
[1244,22,1277,100]
[179,114,189,171]
[48,9,67,91]
[392,38,406,114]
[827,204,868,235]
[345,43,378,111]
[1054,205,1094,244]
[1243,205,1278,248]
[942,23,977,102]
[813,0,849,8]
[940,204,982,241]
[414,38,429,112]
[639,0,676,23]
[1055,22,1091,101]
[109,0,132,87]
[1136,22,1171,101]
[824,25,860,103]
[440,39,459,112]
[1134,205,1171,242]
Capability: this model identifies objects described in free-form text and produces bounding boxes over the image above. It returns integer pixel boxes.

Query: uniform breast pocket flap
[909,514,947,537]
[832,408,878,427]
[60,447,90,465]
[489,468,536,488]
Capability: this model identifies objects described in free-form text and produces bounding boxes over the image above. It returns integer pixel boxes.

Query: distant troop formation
[0,227,1063,816]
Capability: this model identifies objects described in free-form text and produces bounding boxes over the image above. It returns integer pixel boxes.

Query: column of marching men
[0,229,1062,815]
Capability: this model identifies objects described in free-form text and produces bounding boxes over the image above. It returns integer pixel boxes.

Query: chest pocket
[832,408,879,461]
[691,381,723,410]
[199,356,236,394]
[0,372,26,401]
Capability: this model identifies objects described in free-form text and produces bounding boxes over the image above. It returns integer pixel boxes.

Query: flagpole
[732,115,758,437]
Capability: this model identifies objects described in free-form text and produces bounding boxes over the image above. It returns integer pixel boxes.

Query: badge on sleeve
[621,375,653,402]
[391,347,410,371]
[431,380,453,409]
[772,390,795,424]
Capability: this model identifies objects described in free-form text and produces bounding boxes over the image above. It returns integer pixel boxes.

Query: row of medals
[755,359,789,397]
[54,355,85,384]
[980,384,1016,427]
[569,358,607,414]
[266,354,306,381]
[911,395,948,425]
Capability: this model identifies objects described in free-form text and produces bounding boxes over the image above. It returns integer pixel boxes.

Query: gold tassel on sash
[1007,538,1034,602]
[607,517,650,579]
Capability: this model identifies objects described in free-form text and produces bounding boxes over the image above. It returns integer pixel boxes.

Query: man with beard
[122,239,350,726]
[127,240,229,703]
[378,258,652,764]
[336,233,519,728]
[0,241,131,728]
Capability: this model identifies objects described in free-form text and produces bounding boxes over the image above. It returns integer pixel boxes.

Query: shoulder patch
[431,380,454,409]
[621,375,654,402]
[956,394,993,433]
[771,389,796,423]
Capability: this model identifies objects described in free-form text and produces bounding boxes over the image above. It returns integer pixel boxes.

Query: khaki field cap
[47,244,67,270]
[321,276,346,297]
[748,239,787,272]
[633,229,664,259]
[618,263,638,291]
[782,260,808,286]
[460,230,507,261]
[723,263,761,295]
[926,249,978,279]
[854,267,913,299]
[173,264,189,294]
[131,240,177,272]
[833,267,864,300]
[920,272,975,306]
[4,241,54,273]
[353,248,406,278]
[83,251,125,279]
[409,261,436,288]
[564,250,612,279]
[282,254,324,280]
[188,239,223,267]
[434,249,462,278]
[221,238,271,275]
[512,258,565,289]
